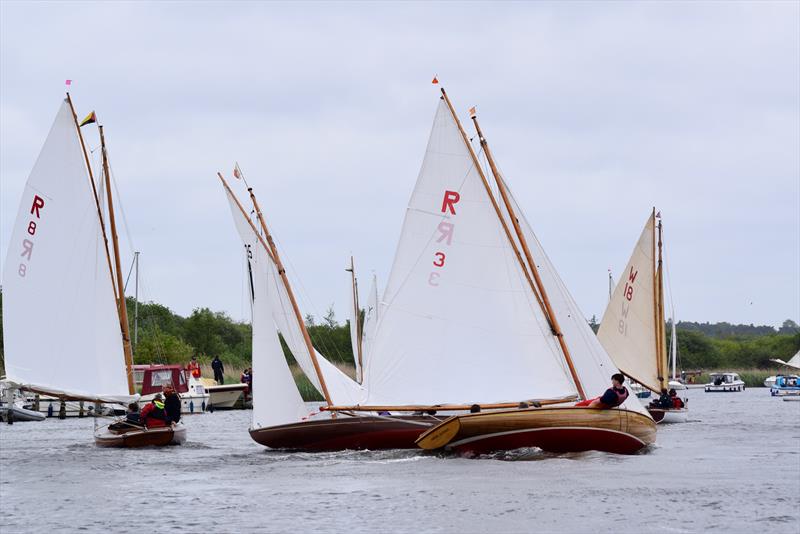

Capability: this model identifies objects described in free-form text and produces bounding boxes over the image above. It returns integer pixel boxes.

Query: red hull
[447,426,649,456]
[249,415,437,451]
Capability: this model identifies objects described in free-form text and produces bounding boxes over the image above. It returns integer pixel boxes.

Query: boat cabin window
[151,370,174,387]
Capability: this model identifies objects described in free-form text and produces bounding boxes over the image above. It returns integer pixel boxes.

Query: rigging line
[108,164,136,257]
[270,233,347,365]
[123,254,136,293]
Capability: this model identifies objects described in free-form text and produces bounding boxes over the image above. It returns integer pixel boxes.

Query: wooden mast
[438,89,550,334]
[467,107,586,400]
[245,185,335,412]
[655,214,668,392]
[217,173,275,263]
[99,124,135,395]
[65,94,118,304]
[346,256,364,383]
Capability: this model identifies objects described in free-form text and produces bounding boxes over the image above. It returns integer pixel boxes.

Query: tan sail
[598,211,666,393]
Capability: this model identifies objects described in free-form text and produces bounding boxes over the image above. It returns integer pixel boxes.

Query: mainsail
[771,350,800,371]
[1,99,133,403]
[361,99,576,405]
[597,211,665,393]
[360,273,379,372]
[222,181,364,413]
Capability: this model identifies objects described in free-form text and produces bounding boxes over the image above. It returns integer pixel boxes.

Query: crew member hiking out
[576,373,630,409]
[140,394,168,428]
[211,356,225,385]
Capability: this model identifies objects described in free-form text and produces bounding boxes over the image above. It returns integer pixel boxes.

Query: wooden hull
[416,407,656,455]
[249,415,437,451]
[648,407,688,424]
[94,425,187,448]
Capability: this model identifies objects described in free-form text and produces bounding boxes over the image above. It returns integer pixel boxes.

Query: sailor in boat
[162,385,181,425]
[140,394,168,428]
[649,389,672,409]
[576,373,630,408]
[668,389,685,408]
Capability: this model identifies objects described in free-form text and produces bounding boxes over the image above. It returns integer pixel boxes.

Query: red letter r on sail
[441,190,460,215]
[30,195,45,218]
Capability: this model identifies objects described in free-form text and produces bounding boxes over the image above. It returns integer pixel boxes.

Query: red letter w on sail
[441,190,460,215]
[30,195,45,218]
[627,266,638,284]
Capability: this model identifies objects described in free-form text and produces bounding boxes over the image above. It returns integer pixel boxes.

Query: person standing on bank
[211,356,225,385]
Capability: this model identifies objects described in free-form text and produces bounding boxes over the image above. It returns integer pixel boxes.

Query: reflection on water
[1,389,798,533]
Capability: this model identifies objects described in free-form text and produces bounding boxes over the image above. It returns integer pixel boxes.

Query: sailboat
[220,176,437,451]
[597,210,688,424]
[1,94,184,446]
[412,90,655,455]
[223,88,655,454]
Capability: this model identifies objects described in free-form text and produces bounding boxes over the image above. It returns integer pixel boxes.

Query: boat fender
[202,400,206,412]
[47,403,53,417]
[189,400,194,413]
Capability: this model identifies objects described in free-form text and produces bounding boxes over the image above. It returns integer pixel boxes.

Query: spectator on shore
[212,356,225,385]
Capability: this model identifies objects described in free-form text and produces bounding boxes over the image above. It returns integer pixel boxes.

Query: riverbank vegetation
[0,293,796,399]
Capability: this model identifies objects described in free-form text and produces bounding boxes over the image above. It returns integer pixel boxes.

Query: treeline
[0,291,798,376]
[125,299,354,370]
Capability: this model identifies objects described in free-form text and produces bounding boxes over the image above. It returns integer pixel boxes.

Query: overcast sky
[1,1,798,328]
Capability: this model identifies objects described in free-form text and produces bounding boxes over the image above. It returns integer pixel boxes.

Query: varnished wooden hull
[94,425,187,448]
[416,407,657,455]
[249,415,437,451]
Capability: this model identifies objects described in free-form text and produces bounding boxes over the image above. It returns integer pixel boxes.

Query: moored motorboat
[137,365,209,414]
[416,406,656,455]
[202,380,248,409]
[94,423,187,447]
[705,372,745,392]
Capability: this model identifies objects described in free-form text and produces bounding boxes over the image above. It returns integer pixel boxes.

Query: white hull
[138,393,210,414]
[764,376,777,388]
[32,398,120,417]
[208,389,244,409]
[782,397,800,402]
[668,380,687,390]
[660,409,688,424]
[0,405,46,422]
[705,383,745,392]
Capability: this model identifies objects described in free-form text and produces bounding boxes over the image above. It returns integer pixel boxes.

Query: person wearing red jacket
[140,394,168,428]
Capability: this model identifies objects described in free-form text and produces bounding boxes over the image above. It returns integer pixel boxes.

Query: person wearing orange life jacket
[187,355,201,379]
[140,394,168,428]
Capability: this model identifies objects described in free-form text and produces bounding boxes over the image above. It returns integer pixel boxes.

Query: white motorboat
[764,376,777,388]
[705,372,745,392]
[137,365,209,414]
[200,379,247,409]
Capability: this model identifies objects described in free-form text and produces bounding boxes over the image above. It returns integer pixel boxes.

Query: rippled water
[1,388,798,533]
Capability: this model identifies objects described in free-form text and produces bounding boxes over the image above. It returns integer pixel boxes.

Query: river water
[1,388,798,533]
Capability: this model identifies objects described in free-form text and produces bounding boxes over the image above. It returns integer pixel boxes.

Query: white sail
[597,213,662,393]
[222,184,364,407]
[500,186,647,415]
[347,259,362,383]
[362,99,576,406]
[771,350,800,370]
[361,274,379,372]
[1,100,132,403]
